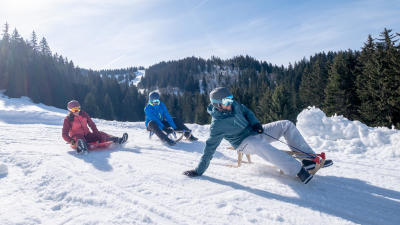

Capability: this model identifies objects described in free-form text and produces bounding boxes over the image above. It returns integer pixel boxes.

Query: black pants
[147,118,191,141]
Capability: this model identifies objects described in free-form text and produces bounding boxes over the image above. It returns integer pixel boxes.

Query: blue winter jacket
[144,102,177,130]
[195,101,260,175]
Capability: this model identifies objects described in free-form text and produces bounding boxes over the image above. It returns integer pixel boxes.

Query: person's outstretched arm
[184,124,224,177]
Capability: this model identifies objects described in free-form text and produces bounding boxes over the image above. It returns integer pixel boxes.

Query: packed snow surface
[1,94,399,225]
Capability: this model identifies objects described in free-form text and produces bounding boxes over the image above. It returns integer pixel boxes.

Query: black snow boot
[302,159,333,171]
[184,131,198,141]
[187,135,198,141]
[297,167,313,184]
[118,133,128,144]
[77,139,88,154]
[164,137,176,146]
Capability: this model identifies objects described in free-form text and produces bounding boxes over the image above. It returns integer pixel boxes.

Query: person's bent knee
[148,121,159,130]
[280,120,295,129]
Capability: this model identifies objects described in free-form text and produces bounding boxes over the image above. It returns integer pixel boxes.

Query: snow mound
[297,107,400,158]
[0,95,66,125]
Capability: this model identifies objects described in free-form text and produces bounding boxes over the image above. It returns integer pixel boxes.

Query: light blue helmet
[209,87,233,108]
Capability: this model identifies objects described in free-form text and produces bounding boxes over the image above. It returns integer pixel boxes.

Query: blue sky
[1,0,399,69]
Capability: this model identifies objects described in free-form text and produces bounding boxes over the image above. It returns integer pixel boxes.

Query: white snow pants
[237,120,315,177]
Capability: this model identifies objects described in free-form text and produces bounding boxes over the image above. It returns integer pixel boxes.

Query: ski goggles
[211,95,234,106]
[69,107,81,113]
[149,99,160,105]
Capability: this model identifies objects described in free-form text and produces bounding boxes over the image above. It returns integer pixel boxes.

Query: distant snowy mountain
[1,93,399,225]
[99,69,146,87]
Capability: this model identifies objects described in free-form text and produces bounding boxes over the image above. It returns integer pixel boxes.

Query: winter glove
[163,127,175,135]
[183,169,200,177]
[252,123,264,133]
[70,139,76,145]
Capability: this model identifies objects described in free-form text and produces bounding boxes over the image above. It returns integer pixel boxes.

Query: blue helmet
[149,91,161,105]
[149,91,160,101]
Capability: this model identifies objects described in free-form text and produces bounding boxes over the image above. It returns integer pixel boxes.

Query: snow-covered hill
[1,94,399,225]
[132,69,146,86]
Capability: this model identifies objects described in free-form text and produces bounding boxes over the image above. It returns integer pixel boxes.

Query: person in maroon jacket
[62,100,128,153]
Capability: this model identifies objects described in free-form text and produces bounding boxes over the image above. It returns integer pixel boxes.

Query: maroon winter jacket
[62,111,99,142]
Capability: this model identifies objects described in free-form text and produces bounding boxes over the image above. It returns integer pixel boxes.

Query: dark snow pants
[73,131,112,143]
[147,118,191,141]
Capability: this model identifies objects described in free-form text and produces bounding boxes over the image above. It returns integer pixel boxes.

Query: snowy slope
[131,69,145,86]
[1,94,400,225]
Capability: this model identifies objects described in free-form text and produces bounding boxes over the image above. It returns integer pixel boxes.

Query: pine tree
[299,57,329,108]
[84,92,101,117]
[376,29,400,127]
[324,51,358,118]
[39,37,51,56]
[102,94,115,120]
[256,88,272,123]
[0,23,11,89]
[356,35,378,125]
[2,22,10,43]
[121,85,140,121]
[194,93,209,124]
[30,31,39,52]
[267,85,295,122]
[356,29,400,128]
[11,28,22,42]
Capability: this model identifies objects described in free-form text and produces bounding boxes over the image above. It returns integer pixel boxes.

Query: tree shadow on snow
[200,174,400,225]
[68,146,142,172]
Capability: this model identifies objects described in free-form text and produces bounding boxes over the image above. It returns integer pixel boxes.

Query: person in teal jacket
[183,87,332,184]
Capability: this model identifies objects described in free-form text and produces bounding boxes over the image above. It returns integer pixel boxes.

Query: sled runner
[149,129,191,143]
[226,147,252,168]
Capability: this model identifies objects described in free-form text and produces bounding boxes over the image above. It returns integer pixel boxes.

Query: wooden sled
[226,146,326,175]
[226,146,252,168]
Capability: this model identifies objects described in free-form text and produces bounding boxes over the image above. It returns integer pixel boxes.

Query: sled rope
[263,132,326,165]
[263,132,316,158]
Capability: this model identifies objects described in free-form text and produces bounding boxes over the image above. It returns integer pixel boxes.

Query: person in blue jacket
[183,87,333,184]
[145,91,198,145]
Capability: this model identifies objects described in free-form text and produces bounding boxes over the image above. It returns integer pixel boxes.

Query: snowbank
[297,107,400,158]
[0,95,66,125]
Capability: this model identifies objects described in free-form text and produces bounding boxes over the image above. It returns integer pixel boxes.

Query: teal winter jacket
[195,101,260,175]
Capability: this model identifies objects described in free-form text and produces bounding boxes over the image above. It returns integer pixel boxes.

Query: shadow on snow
[200,174,400,225]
